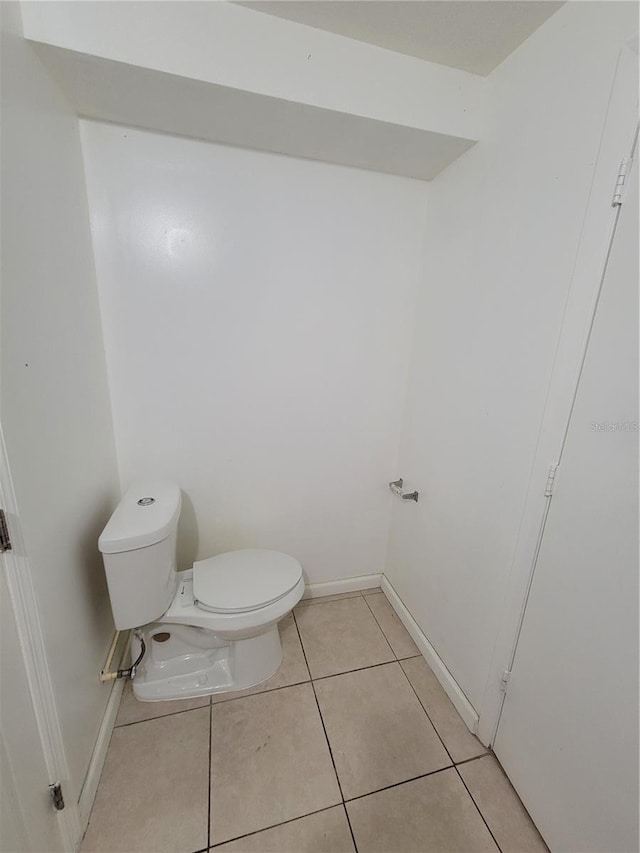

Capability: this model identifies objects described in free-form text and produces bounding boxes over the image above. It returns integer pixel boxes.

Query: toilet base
[130,623,283,702]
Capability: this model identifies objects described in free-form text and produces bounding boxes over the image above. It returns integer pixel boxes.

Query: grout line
[207,696,212,850]
[454,752,491,768]
[362,590,423,662]
[296,593,363,607]
[312,658,397,682]
[342,802,356,852]
[397,658,457,766]
[361,591,399,660]
[114,701,211,728]
[207,676,311,706]
[296,587,382,609]
[207,804,347,850]
[455,764,504,853]
[487,755,549,849]
[397,659,489,768]
[292,610,342,800]
[292,609,359,853]
[291,611,312,685]
[312,672,360,853]
[343,763,455,804]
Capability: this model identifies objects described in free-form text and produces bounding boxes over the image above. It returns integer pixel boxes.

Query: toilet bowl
[98,480,304,702]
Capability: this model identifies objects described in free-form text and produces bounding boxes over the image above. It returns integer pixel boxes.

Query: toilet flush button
[137,497,156,506]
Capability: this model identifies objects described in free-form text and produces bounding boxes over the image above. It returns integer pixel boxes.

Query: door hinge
[49,781,65,811]
[544,463,559,498]
[612,157,633,206]
[499,670,512,694]
[0,509,12,552]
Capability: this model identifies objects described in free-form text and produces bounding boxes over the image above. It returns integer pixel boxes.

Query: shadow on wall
[75,491,120,640]
[178,490,199,571]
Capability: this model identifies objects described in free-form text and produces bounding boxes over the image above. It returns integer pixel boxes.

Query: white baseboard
[78,633,130,831]
[380,576,480,735]
[302,573,382,599]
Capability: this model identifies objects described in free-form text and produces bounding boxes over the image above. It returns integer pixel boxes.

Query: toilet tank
[98,480,182,630]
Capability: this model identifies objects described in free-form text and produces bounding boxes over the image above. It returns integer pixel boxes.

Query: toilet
[98,480,304,702]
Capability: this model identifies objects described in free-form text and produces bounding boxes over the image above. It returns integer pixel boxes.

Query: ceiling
[236,1,564,76]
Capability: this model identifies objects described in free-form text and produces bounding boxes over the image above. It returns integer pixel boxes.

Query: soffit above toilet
[20,1,566,180]
[23,1,482,181]
[234,1,564,76]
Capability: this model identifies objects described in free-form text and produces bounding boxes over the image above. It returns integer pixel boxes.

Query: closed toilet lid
[193,549,303,613]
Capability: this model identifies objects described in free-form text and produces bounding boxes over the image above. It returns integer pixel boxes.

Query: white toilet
[98,480,304,702]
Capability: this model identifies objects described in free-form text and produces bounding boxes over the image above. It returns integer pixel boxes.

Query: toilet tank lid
[99,480,182,554]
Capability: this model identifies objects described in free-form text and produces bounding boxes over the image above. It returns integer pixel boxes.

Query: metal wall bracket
[49,782,65,811]
[389,478,419,502]
[0,509,12,552]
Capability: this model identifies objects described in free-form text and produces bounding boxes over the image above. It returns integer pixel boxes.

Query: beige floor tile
[347,769,499,853]
[364,593,420,659]
[459,755,549,852]
[314,662,451,799]
[401,656,487,763]
[359,587,382,595]
[295,596,394,678]
[212,806,355,852]
[211,614,309,704]
[115,679,210,726]
[296,591,362,606]
[209,683,341,845]
[81,708,209,853]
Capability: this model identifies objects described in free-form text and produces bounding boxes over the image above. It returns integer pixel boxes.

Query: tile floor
[82,589,548,853]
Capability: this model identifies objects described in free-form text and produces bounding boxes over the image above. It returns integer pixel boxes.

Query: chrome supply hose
[99,629,146,682]
[121,629,146,679]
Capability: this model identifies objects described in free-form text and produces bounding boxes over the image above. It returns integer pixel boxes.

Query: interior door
[0,536,64,852]
[493,153,638,852]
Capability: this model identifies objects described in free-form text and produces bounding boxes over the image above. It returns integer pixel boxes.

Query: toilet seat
[193,549,303,614]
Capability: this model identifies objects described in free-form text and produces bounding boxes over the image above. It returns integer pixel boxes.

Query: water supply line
[99,629,146,682]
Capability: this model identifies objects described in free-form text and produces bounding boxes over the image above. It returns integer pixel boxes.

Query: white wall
[81,121,427,583]
[386,0,638,713]
[0,2,119,804]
